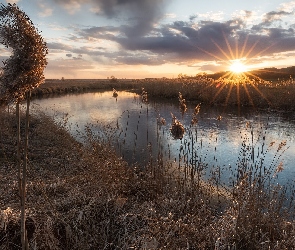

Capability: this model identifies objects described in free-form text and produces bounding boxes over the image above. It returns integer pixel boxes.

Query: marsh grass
[1,94,295,249]
[31,76,295,111]
[31,79,136,97]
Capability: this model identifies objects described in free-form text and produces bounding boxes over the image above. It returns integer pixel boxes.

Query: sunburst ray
[197,28,275,109]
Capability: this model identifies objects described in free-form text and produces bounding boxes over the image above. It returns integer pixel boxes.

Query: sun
[229,59,248,73]
[196,32,273,111]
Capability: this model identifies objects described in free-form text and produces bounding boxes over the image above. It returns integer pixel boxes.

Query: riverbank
[32,77,295,111]
[1,107,295,249]
[32,78,137,96]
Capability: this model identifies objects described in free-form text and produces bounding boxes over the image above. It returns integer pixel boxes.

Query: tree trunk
[20,91,31,250]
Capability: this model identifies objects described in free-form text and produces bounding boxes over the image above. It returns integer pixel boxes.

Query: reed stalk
[20,91,30,250]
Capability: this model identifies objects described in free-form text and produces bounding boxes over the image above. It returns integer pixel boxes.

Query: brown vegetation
[32,76,295,111]
[31,79,137,97]
[135,76,295,110]
[1,105,295,249]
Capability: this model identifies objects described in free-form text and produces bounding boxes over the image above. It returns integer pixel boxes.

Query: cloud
[77,26,120,41]
[262,10,293,25]
[112,20,246,60]
[52,0,82,14]
[232,10,254,22]
[49,0,295,71]
[48,42,106,59]
[45,56,159,79]
[244,10,253,19]
[45,57,95,78]
[38,1,53,17]
[198,11,224,21]
[279,1,295,12]
[199,63,223,72]
[97,0,169,37]
[53,0,168,37]
[189,15,198,22]
[46,24,68,33]
[115,51,166,65]
[74,15,295,68]
[73,54,83,60]
[47,43,69,50]
[251,10,294,32]
[165,13,177,19]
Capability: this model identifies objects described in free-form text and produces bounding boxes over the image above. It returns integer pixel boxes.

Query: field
[1,77,295,249]
[33,75,295,111]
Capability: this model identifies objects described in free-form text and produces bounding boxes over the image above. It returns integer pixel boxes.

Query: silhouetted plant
[0,3,48,104]
[170,112,185,139]
[0,3,47,249]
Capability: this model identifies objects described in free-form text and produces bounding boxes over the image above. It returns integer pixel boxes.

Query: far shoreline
[31,76,295,111]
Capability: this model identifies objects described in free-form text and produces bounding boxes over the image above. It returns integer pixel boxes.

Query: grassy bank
[1,106,295,249]
[135,76,295,110]
[32,76,295,111]
[32,79,137,97]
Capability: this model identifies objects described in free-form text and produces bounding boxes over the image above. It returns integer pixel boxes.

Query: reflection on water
[32,91,295,184]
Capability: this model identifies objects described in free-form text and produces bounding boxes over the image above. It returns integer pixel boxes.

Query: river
[31,91,295,185]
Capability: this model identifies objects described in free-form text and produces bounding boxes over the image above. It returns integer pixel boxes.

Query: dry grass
[135,76,295,110]
[31,79,136,97]
[1,104,295,249]
[31,76,295,111]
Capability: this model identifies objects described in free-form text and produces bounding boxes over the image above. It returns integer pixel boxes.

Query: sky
[1,0,295,79]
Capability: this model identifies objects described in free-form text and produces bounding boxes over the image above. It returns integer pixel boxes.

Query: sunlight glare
[229,59,248,73]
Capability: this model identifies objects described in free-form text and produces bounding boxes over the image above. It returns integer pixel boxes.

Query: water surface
[32,91,295,184]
